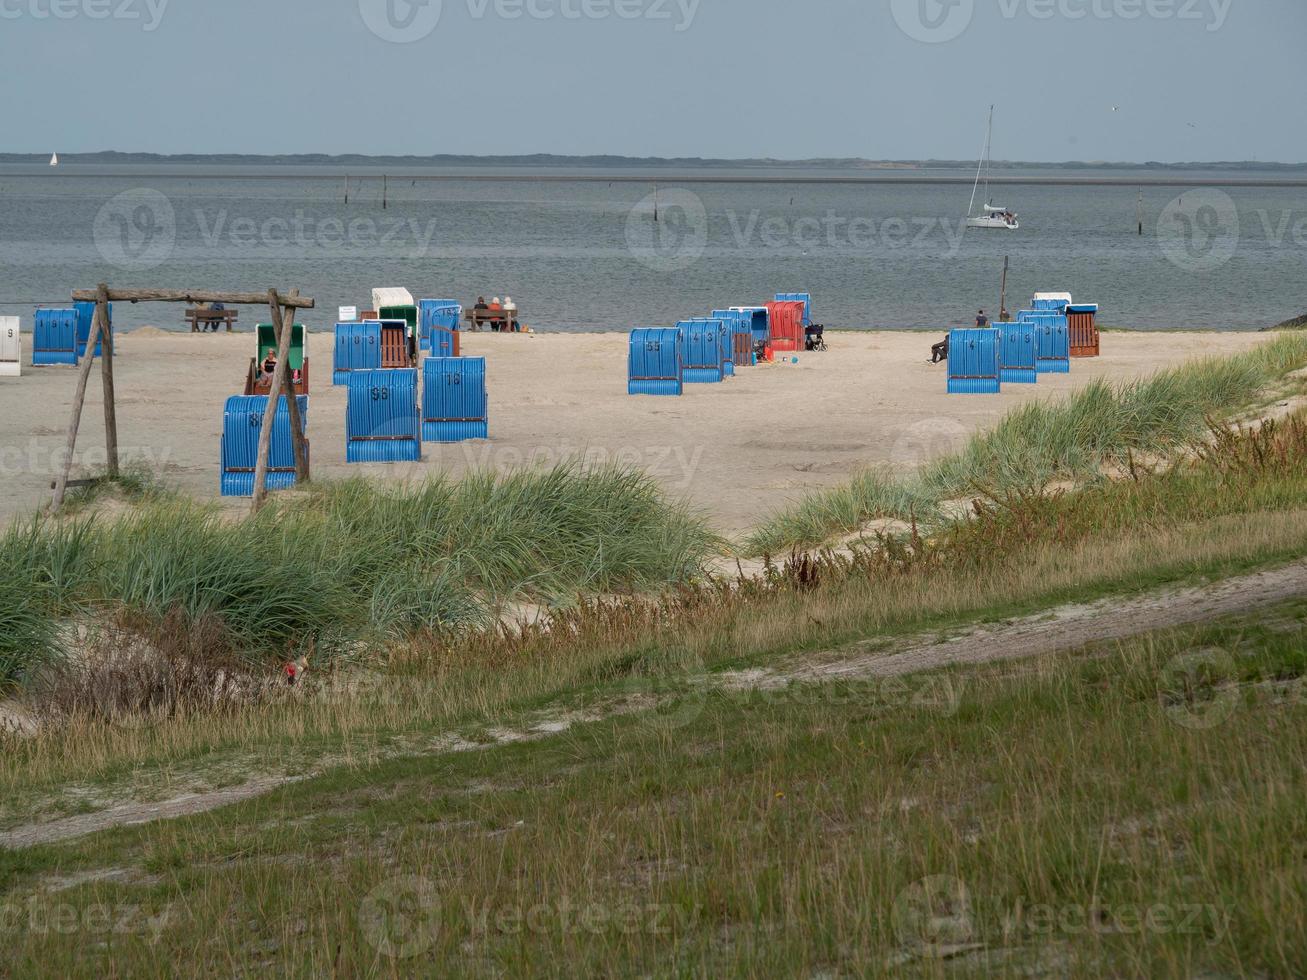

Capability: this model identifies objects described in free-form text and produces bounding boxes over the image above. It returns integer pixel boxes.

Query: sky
[1,0,1304,162]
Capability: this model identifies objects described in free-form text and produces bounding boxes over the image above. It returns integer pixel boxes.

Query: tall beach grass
[746,332,1307,554]
[0,461,719,688]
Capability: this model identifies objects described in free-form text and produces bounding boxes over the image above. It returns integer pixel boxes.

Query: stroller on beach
[804,323,827,352]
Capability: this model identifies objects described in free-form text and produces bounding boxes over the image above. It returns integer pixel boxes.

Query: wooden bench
[186,308,239,332]
[464,308,520,332]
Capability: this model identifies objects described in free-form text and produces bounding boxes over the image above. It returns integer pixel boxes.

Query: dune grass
[0,519,98,685]
[0,462,719,687]
[746,332,1307,555]
[6,412,1307,813]
[3,599,1304,976]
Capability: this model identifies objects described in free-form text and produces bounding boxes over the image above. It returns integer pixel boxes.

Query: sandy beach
[0,328,1275,533]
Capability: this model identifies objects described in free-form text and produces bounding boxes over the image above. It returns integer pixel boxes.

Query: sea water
[0,164,1301,333]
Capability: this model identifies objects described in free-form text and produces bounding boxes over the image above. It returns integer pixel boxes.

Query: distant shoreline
[4,152,1307,171]
[5,169,1307,188]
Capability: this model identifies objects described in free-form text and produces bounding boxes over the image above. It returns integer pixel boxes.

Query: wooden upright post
[270,288,309,483]
[251,289,298,512]
[95,282,119,478]
[51,309,102,513]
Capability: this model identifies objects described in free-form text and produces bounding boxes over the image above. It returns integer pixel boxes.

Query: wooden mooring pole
[999,256,1009,320]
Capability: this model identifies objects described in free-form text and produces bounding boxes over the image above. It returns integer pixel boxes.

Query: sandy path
[4,559,1302,852]
[721,560,1307,689]
[0,328,1274,533]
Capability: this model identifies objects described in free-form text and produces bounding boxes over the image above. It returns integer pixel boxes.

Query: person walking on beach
[976,310,989,328]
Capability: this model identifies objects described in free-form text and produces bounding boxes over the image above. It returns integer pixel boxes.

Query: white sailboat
[49,152,59,167]
[966,107,1018,230]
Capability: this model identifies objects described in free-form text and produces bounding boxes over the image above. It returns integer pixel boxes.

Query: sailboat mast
[967,106,993,217]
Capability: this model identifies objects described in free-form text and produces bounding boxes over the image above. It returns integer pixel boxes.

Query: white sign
[339,306,359,322]
[0,316,20,377]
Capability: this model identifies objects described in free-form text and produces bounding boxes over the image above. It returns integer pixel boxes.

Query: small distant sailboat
[966,106,1019,231]
[49,152,59,167]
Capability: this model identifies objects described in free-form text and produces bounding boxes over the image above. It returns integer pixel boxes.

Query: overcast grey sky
[2,0,1303,161]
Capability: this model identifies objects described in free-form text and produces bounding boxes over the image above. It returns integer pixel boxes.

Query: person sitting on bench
[260,350,278,383]
[931,335,949,364]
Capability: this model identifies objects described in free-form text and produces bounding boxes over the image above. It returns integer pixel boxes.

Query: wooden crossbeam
[70,288,314,309]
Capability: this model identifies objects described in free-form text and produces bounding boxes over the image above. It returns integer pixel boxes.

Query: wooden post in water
[344,175,349,205]
[999,256,1009,321]
[95,282,119,478]
[382,174,388,210]
[1137,189,1144,236]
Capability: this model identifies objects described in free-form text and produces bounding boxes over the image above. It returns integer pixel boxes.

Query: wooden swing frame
[53,284,315,514]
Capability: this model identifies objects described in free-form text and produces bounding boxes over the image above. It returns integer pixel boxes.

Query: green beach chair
[245,323,310,395]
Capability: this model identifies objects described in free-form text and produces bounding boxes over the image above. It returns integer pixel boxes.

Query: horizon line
[4,151,1307,170]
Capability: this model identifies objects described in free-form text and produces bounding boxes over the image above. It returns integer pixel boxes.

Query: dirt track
[4,560,1304,852]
